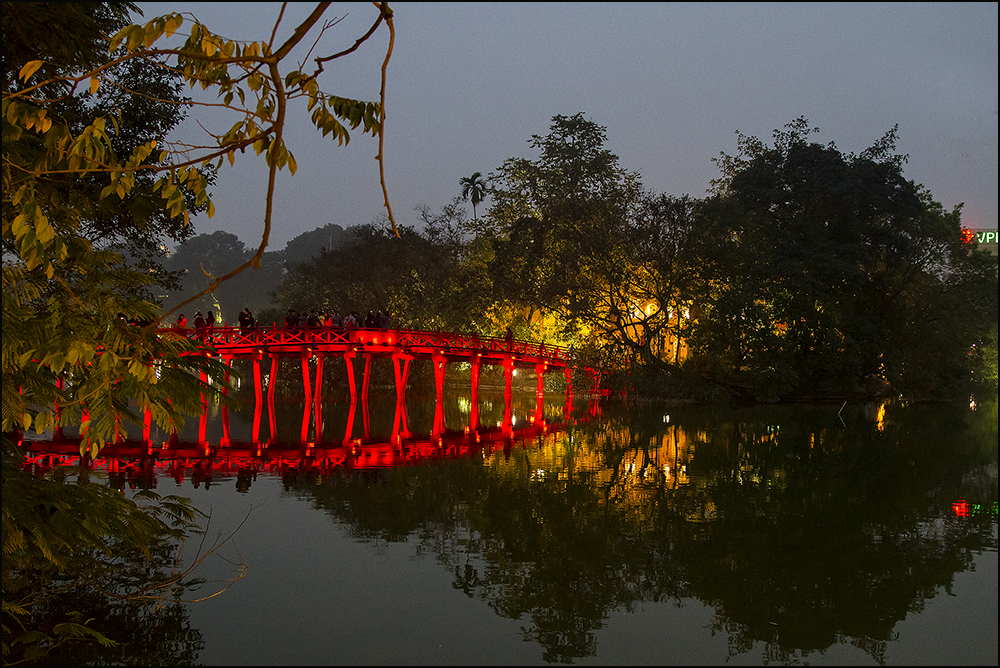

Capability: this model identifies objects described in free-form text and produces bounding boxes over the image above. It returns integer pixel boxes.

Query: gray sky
[138,2,999,251]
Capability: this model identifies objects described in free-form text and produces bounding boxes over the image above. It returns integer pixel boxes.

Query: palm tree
[460,171,487,221]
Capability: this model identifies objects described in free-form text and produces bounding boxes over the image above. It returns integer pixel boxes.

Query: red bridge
[149,325,605,446]
[172,325,601,401]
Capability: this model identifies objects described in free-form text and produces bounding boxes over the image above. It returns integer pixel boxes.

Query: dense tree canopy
[691,118,997,400]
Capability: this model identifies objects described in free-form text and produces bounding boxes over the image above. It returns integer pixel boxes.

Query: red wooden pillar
[221,355,232,445]
[343,350,357,402]
[301,354,312,404]
[433,352,448,403]
[392,398,411,442]
[391,350,413,403]
[143,407,152,444]
[432,395,446,439]
[535,361,546,400]
[502,355,515,403]
[268,355,279,440]
[313,355,324,443]
[362,353,373,402]
[300,354,312,444]
[252,355,263,443]
[470,356,481,431]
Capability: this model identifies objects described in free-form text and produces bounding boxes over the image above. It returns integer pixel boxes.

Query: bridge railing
[158,325,575,367]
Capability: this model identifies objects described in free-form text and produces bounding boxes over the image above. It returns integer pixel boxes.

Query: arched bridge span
[168,325,604,404]
[158,325,606,446]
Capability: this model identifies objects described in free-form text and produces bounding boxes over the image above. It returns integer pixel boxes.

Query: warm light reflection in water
[16,393,998,666]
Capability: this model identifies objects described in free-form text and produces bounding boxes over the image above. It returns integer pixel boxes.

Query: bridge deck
[165,325,575,370]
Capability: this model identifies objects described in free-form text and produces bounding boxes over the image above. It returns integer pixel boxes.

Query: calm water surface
[24,386,999,665]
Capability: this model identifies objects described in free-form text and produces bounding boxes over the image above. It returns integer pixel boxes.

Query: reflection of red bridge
[20,401,596,486]
[158,325,605,445]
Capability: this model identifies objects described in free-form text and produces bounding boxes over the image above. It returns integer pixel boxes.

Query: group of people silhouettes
[174,307,257,340]
[172,307,392,338]
[282,308,390,331]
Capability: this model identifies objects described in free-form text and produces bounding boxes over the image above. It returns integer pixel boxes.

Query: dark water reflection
[21,391,998,665]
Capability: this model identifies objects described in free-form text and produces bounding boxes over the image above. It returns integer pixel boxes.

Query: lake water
[20,385,998,666]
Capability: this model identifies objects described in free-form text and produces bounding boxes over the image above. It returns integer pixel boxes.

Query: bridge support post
[502,355,515,403]
[343,350,357,402]
[533,361,547,425]
[391,350,413,403]
[221,355,232,446]
[252,355,262,443]
[362,353,373,402]
[314,355,324,443]
[432,396,446,439]
[300,354,311,444]
[534,362,547,400]
[470,356,481,431]
[432,352,448,403]
[268,355,279,440]
[392,398,410,443]
[301,354,311,406]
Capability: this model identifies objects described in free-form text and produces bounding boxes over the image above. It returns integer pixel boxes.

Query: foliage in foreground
[2,446,210,665]
[2,2,395,663]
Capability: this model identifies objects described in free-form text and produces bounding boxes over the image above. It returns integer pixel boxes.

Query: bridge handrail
[158,324,578,367]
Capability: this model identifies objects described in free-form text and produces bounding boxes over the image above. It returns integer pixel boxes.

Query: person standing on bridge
[206,311,216,340]
[505,326,514,351]
[194,311,206,341]
[176,313,187,330]
[239,308,256,335]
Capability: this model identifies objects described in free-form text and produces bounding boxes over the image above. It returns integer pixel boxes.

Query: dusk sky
[137,2,999,251]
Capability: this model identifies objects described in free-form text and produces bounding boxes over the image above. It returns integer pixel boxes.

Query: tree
[284,222,349,265]
[693,117,998,400]
[459,171,487,221]
[1,2,214,299]
[3,2,397,660]
[566,192,712,372]
[483,112,643,350]
[274,211,480,332]
[157,230,289,323]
